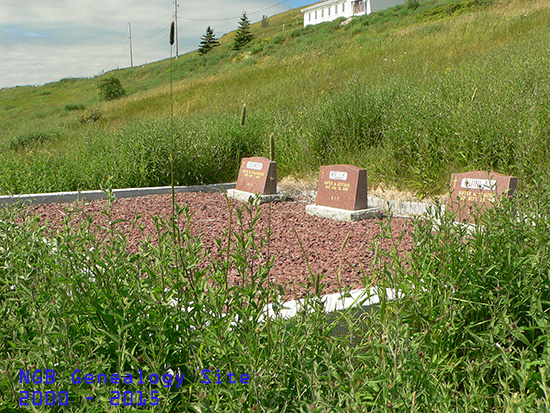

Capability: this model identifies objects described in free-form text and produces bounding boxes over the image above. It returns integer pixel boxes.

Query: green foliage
[0,196,351,411]
[2,187,550,410]
[79,109,102,125]
[1,0,550,196]
[198,26,220,56]
[417,0,493,22]
[305,87,386,160]
[365,191,550,410]
[8,131,58,151]
[97,76,126,101]
[2,0,550,409]
[64,103,85,112]
[0,115,262,195]
[261,15,269,28]
[271,34,284,45]
[232,12,254,51]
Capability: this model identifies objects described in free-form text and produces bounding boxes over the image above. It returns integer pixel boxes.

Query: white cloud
[0,0,298,88]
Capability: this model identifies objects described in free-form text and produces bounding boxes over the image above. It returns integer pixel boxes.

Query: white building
[301,0,371,27]
[301,0,404,27]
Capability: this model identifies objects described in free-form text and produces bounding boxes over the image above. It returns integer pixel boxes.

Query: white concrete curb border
[368,196,444,218]
[1,184,440,218]
[175,287,401,334]
[0,183,236,208]
[226,188,287,204]
[259,286,400,323]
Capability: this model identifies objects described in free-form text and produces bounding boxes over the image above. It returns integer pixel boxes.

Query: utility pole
[128,23,134,67]
[174,0,179,58]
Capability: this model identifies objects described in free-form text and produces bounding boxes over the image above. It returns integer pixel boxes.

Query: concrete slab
[368,196,438,217]
[171,286,402,336]
[259,287,399,322]
[0,183,236,208]
[305,204,381,222]
[226,189,286,204]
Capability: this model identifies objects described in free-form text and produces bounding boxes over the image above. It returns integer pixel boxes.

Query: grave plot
[306,164,380,222]
[448,171,518,222]
[24,190,413,301]
[227,157,286,203]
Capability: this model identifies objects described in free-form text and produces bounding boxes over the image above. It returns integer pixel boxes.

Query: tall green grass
[1,0,549,195]
[1,187,550,410]
[0,116,263,194]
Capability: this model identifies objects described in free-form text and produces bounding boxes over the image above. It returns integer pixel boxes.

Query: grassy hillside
[1,0,549,195]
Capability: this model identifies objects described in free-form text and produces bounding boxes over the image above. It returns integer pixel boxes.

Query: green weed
[1,0,550,196]
[2,186,550,410]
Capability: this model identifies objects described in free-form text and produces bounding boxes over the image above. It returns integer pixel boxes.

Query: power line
[147,3,175,20]
[179,26,205,34]
[105,31,129,71]
[136,34,170,49]
[180,0,291,22]
[134,22,173,40]
[102,0,293,71]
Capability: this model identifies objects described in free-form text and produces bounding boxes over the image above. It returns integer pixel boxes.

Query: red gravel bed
[25,192,414,300]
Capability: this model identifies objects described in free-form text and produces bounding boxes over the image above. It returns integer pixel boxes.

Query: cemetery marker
[306,164,379,222]
[227,157,286,203]
[449,170,518,222]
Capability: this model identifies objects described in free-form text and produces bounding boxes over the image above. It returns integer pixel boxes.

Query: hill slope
[1,0,549,196]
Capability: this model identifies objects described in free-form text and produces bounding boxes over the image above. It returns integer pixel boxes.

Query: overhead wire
[180,0,291,22]
[145,3,175,20]
[104,0,293,69]
[137,34,170,49]
[179,26,206,34]
[105,30,130,71]
[134,19,174,40]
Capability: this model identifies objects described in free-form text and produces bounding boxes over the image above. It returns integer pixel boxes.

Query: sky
[0,0,314,89]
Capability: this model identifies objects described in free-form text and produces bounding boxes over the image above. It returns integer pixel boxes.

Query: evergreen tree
[232,12,254,51]
[198,26,220,56]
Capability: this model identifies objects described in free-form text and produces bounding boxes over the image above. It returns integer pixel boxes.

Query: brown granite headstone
[235,157,277,195]
[449,171,518,222]
[315,164,368,210]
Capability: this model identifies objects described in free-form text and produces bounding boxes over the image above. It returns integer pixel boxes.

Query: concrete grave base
[305,204,381,222]
[226,189,287,204]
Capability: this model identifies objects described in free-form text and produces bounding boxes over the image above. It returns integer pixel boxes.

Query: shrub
[2,184,550,410]
[97,76,126,101]
[417,0,494,22]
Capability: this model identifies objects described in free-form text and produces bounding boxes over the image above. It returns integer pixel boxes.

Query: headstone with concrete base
[449,170,518,222]
[227,157,286,203]
[306,164,380,222]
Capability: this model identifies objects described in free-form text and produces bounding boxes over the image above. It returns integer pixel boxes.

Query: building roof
[301,0,342,13]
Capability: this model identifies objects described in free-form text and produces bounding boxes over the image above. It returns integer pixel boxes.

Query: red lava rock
[25,192,414,300]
